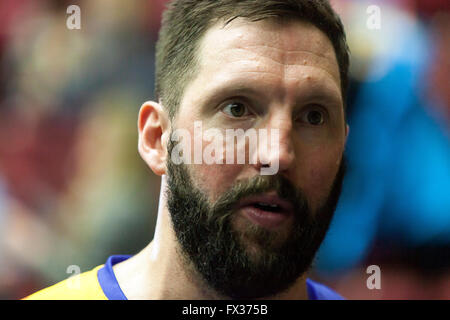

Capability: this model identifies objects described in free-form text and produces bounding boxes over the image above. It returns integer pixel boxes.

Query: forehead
[178,18,342,115]
[201,18,339,73]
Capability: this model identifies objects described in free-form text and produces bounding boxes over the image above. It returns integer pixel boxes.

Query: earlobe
[138,101,170,176]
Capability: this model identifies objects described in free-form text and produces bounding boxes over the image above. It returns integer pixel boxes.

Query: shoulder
[306,278,345,300]
[23,265,107,300]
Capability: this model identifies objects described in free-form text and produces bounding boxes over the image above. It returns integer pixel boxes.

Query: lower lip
[240,206,291,229]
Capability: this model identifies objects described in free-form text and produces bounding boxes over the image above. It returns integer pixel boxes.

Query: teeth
[257,202,278,208]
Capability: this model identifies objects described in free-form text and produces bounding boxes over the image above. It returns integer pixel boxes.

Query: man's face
[165,19,347,299]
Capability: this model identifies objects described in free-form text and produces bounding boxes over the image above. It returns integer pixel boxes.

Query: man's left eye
[300,109,325,126]
[221,101,250,118]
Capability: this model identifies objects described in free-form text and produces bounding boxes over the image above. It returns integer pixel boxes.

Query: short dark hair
[155,0,350,120]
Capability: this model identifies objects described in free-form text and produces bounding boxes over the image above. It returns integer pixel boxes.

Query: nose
[252,114,295,176]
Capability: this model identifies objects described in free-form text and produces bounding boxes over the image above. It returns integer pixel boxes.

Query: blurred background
[0,0,448,299]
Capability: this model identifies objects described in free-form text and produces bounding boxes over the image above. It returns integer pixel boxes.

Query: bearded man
[25,0,350,300]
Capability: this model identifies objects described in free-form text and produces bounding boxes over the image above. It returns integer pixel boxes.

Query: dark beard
[166,140,346,299]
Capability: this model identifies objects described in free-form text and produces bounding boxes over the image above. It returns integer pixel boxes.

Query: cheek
[190,164,242,202]
[183,125,244,202]
[296,145,343,212]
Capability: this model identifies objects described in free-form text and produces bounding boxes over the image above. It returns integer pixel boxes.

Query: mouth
[236,193,294,229]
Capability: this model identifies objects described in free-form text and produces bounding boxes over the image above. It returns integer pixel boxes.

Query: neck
[113,175,308,300]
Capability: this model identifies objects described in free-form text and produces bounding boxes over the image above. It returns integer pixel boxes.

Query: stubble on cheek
[191,163,244,203]
[301,159,341,213]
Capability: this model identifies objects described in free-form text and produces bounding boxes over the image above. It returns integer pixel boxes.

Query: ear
[138,101,170,176]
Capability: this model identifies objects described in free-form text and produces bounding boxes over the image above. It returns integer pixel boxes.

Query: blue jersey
[24,255,344,300]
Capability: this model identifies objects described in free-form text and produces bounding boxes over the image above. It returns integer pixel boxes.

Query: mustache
[209,174,309,223]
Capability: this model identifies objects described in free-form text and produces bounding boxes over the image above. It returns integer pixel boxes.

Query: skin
[113,18,349,300]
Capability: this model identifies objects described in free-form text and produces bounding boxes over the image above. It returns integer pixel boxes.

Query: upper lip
[236,192,294,215]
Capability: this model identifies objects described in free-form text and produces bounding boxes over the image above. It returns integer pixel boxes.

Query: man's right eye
[221,101,250,118]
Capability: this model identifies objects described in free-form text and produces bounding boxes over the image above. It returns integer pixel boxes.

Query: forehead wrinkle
[200,26,340,89]
[208,40,337,69]
[212,51,341,101]
[204,46,340,92]
[232,44,336,62]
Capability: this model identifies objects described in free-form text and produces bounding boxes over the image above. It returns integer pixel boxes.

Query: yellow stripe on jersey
[23,265,107,300]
